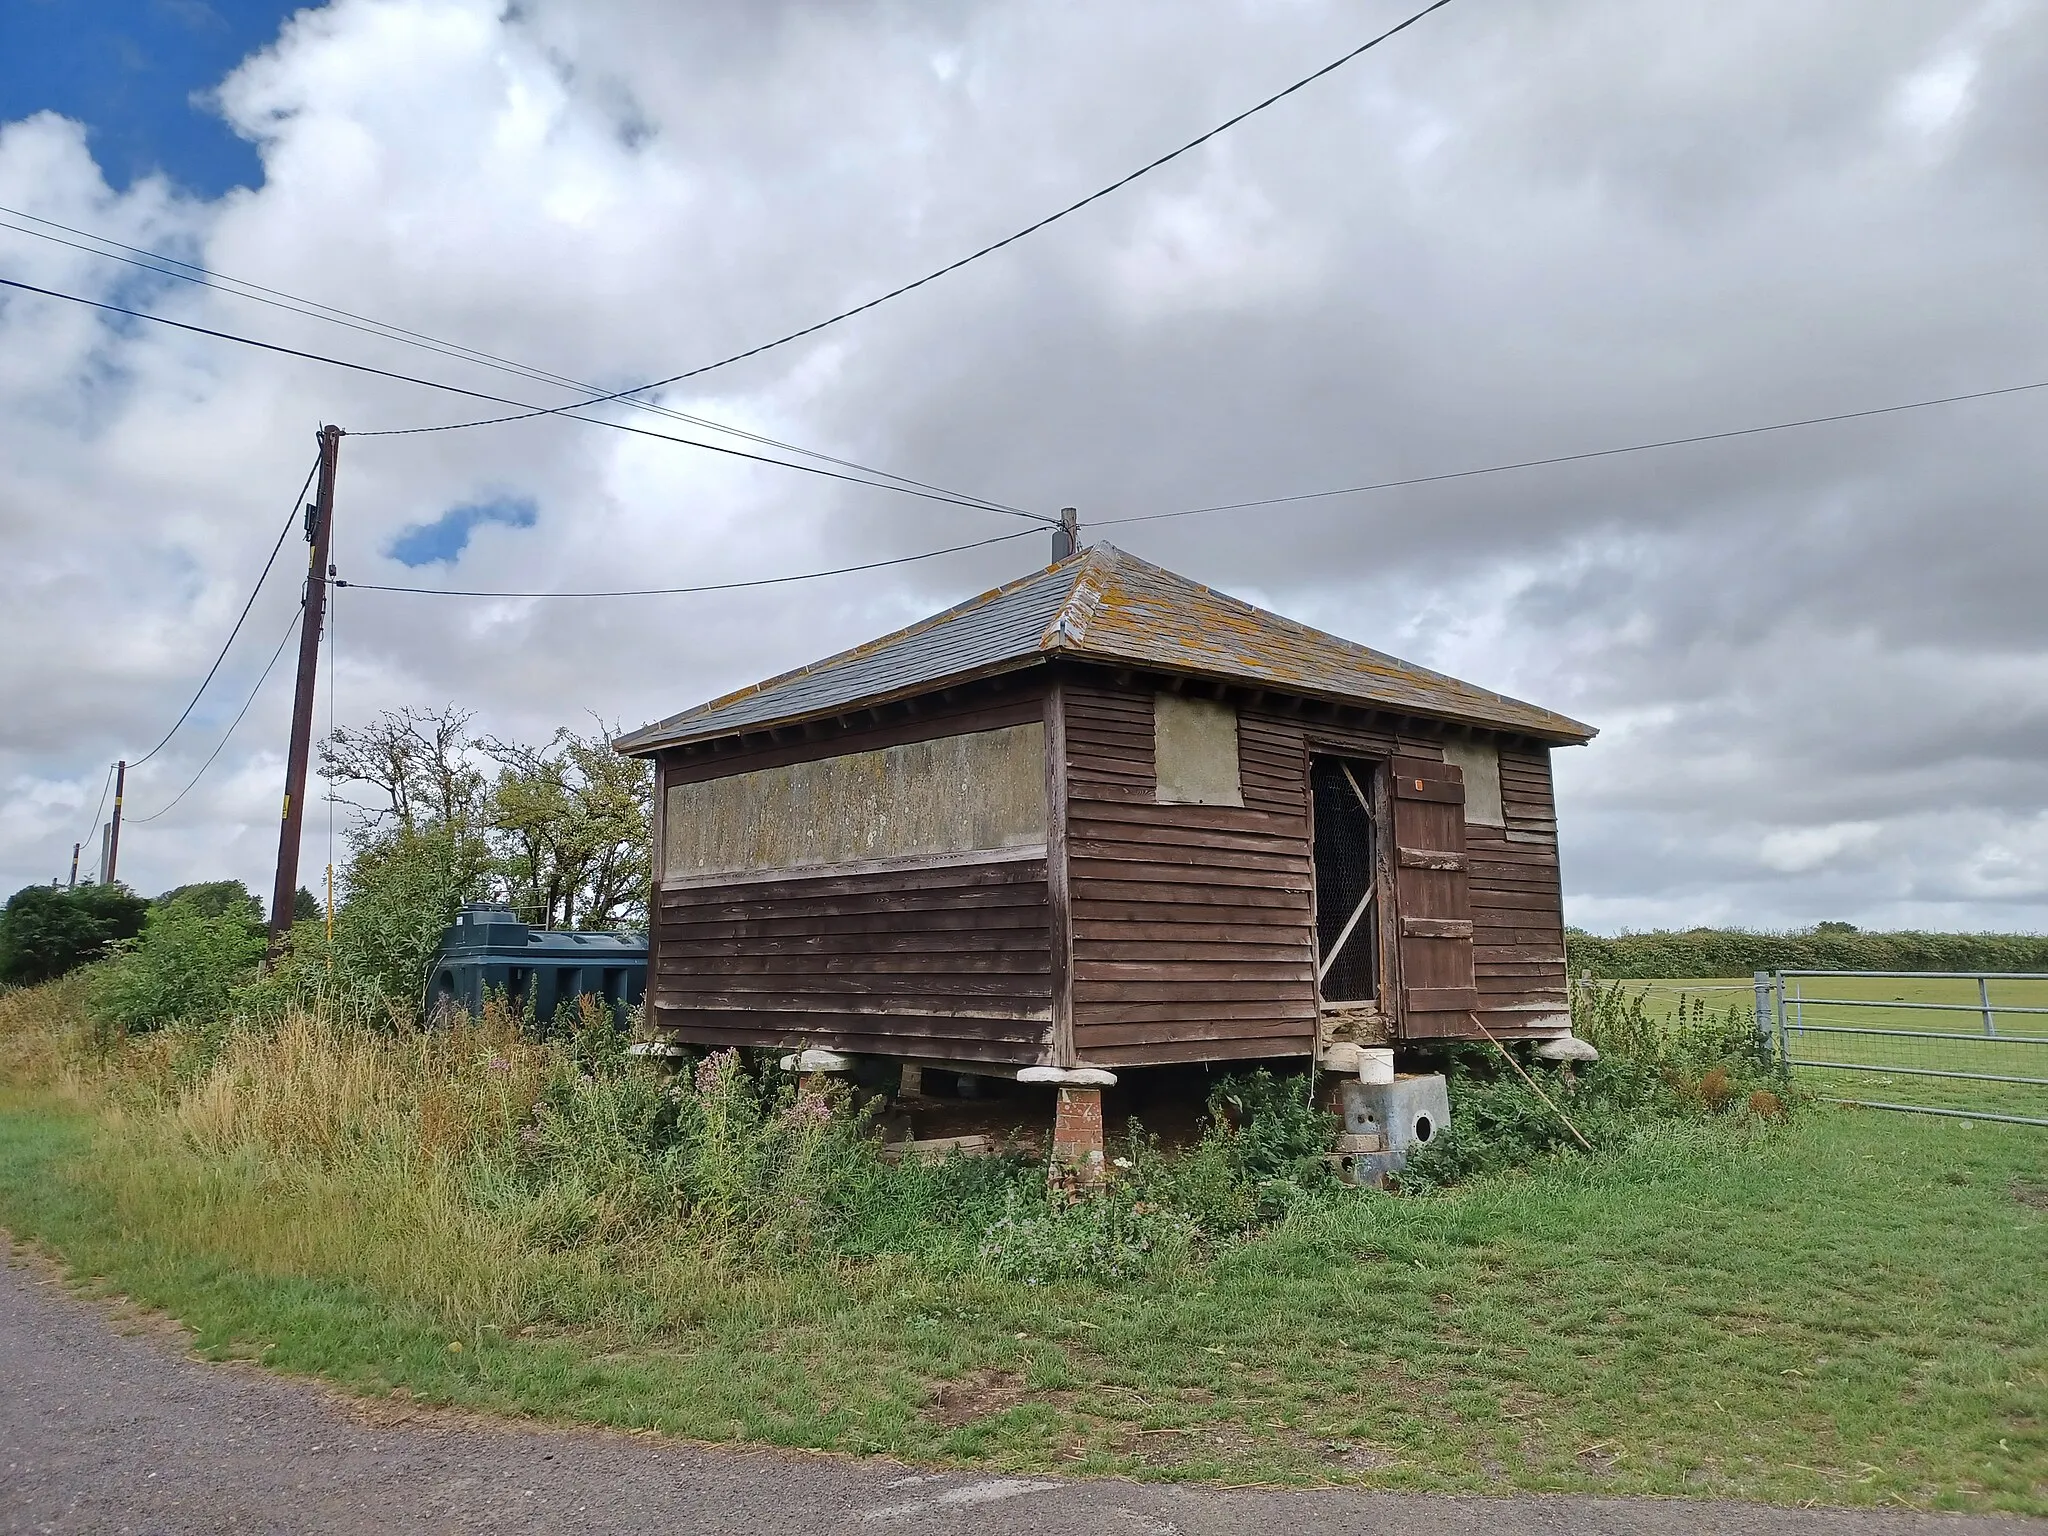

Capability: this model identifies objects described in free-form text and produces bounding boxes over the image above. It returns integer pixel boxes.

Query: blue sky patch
[385,496,538,567]
[1,0,303,196]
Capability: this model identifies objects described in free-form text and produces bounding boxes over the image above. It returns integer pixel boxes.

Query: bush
[329,826,489,1003]
[0,884,148,986]
[87,896,268,1034]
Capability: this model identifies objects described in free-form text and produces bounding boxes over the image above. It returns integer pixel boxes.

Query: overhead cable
[1098,378,2048,528]
[77,762,116,866]
[128,608,302,825]
[0,207,1024,516]
[129,453,320,768]
[337,526,1041,599]
[372,0,1455,436]
[0,275,1052,524]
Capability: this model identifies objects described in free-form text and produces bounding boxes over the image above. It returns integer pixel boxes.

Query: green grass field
[2,1079,2043,1512]
[1622,977,2048,1124]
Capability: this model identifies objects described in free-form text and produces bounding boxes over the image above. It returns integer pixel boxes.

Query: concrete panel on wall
[1441,738,1504,827]
[665,722,1047,880]
[1153,694,1243,807]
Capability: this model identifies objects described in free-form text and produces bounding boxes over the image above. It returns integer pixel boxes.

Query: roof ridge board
[614,555,1081,752]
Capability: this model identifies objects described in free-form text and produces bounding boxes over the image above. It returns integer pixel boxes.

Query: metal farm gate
[1757,970,2048,1127]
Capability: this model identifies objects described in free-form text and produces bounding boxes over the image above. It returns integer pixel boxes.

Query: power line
[0,275,1052,524]
[336,526,1041,599]
[0,207,1026,517]
[375,0,1455,437]
[128,607,302,825]
[130,453,320,768]
[77,762,116,870]
[1098,377,2048,528]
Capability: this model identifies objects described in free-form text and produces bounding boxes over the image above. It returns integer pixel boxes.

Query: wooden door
[1390,755,1478,1037]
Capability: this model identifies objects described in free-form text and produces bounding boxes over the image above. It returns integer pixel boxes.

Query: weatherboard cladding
[615,545,1593,754]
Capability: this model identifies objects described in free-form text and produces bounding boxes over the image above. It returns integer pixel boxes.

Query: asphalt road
[1,1246,2037,1536]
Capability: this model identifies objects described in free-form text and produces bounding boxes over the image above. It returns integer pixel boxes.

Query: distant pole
[97,823,111,885]
[104,760,126,887]
[1052,506,1079,562]
[68,843,79,890]
[269,424,342,943]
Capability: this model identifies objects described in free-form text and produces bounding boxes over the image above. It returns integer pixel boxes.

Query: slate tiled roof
[614,545,1595,753]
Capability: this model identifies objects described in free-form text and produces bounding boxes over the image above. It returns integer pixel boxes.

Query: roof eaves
[614,558,1072,756]
[618,653,1052,755]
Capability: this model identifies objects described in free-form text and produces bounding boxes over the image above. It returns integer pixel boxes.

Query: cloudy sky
[3,0,2045,932]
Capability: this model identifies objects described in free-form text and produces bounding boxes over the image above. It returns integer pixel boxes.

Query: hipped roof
[615,544,1596,755]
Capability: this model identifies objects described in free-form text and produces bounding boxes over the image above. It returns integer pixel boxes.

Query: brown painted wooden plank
[660,950,1052,978]
[1067,838,1310,875]
[1066,799,1304,838]
[1080,1040,1310,1067]
[1403,984,1480,1013]
[1474,942,1569,963]
[1067,858,1310,891]
[1067,825,1310,862]
[658,984,1051,1013]
[1076,938,1311,963]
[1076,1017,1315,1048]
[1397,847,1468,871]
[1074,958,1313,984]
[669,929,1055,958]
[650,1003,1051,1037]
[663,885,1049,924]
[1401,917,1475,939]
[1461,889,1558,911]
[1076,998,1318,1025]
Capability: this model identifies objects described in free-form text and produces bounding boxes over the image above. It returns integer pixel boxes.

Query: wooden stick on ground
[1467,1012,1595,1153]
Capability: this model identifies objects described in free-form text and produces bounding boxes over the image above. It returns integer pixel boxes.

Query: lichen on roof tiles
[614,544,1594,754]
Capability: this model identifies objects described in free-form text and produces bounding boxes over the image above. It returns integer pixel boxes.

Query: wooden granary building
[615,545,1596,1079]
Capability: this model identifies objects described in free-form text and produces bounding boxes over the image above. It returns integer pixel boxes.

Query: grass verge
[1,972,2043,1512]
[2,1096,2043,1510]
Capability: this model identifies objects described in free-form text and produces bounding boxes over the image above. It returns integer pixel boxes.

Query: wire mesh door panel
[1311,757,1378,1003]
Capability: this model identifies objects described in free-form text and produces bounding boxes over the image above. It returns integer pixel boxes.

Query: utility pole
[104,760,125,887]
[1053,506,1079,562]
[269,424,342,943]
[68,843,79,889]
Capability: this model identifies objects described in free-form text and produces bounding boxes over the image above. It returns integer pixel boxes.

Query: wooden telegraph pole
[104,760,125,885]
[269,424,342,943]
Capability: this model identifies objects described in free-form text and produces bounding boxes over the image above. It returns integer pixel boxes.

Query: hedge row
[1563,927,2048,979]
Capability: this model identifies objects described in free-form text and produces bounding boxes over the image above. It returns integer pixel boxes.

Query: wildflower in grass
[780,1087,834,1130]
[693,1048,738,1094]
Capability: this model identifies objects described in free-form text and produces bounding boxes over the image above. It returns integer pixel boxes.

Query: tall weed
[1401,982,1791,1190]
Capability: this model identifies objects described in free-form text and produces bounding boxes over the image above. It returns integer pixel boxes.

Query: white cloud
[1759,822,1883,875]
[2,0,2047,938]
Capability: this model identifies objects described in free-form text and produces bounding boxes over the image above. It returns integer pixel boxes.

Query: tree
[155,880,263,923]
[484,722,651,930]
[319,705,489,837]
[0,883,149,985]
